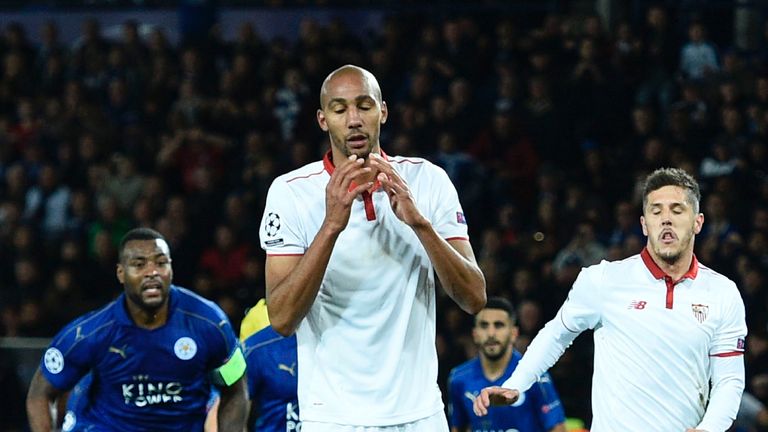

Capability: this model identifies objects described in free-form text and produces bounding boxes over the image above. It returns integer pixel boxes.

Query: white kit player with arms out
[474,167,747,432]
[259,64,486,432]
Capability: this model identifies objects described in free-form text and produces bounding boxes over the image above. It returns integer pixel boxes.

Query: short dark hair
[118,227,168,262]
[642,167,701,214]
[480,296,517,325]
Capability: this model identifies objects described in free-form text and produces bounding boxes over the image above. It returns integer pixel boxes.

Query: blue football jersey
[448,352,565,432]
[40,285,241,432]
[243,326,300,432]
[62,373,92,431]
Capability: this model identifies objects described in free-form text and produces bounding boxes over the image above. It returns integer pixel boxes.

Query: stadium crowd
[1,3,768,429]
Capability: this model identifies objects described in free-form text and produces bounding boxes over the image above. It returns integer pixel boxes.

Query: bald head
[319,64,383,108]
[316,64,388,160]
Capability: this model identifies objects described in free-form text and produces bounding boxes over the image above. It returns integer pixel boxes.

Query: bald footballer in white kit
[259,65,487,431]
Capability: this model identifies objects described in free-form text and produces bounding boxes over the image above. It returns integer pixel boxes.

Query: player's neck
[648,247,694,281]
[479,346,513,382]
[126,300,169,330]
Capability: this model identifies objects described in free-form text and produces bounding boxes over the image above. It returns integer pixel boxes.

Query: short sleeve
[446,368,468,428]
[710,282,747,355]
[426,165,468,240]
[207,306,241,370]
[259,178,307,255]
[559,264,603,332]
[40,319,97,391]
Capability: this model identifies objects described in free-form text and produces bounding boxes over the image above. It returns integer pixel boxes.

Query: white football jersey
[503,249,747,431]
[260,152,469,426]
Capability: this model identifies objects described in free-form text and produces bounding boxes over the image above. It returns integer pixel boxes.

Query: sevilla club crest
[691,304,709,324]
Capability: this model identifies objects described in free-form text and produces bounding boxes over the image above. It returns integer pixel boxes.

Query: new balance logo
[627,300,647,310]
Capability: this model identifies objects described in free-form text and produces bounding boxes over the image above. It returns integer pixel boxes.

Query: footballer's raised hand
[472,386,520,417]
[368,153,426,227]
[324,154,372,233]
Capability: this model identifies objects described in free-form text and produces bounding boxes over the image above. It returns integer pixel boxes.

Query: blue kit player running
[241,299,301,432]
[26,228,248,432]
[448,297,566,432]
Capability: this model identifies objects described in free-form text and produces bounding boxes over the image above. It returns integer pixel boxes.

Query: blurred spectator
[104,154,144,213]
[87,196,130,257]
[700,140,740,180]
[273,67,310,142]
[552,221,607,277]
[608,200,643,247]
[10,256,43,305]
[636,5,677,111]
[680,21,720,81]
[524,74,565,162]
[470,111,539,212]
[35,21,65,72]
[733,391,768,431]
[22,163,71,241]
[199,224,249,292]
[119,20,149,75]
[1,50,34,109]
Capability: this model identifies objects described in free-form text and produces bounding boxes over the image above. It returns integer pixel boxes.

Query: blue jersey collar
[115,285,179,326]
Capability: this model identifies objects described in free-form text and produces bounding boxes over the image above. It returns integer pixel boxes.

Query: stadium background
[1,0,768,429]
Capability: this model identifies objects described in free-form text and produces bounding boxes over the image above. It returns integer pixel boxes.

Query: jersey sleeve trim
[266,253,305,256]
[445,236,469,241]
[558,312,580,333]
[710,351,744,357]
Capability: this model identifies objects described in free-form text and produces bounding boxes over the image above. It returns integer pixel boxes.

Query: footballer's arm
[433,237,486,314]
[216,375,248,432]
[26,368,64,432]
[266,156,371,336]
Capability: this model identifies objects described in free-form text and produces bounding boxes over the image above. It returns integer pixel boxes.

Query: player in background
[26,227,248,432]
[241,298,301,432]
[449,296,566,432]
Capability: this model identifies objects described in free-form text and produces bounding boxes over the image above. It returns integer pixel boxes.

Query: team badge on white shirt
[691,303,709,323]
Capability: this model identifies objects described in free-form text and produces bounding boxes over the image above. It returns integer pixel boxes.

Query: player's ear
[640,215,648,236]
[317,109,328,131]
[694,213,704,234]
[380,101,388,124]
[116,263,125,284]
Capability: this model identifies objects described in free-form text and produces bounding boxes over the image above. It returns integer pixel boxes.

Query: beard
[481,342,509,361]
[331,134,375,159]
[127,288,167,312]
[656,248,682,265]
[653,228,695,265]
